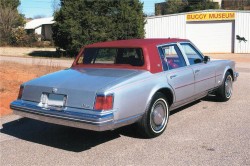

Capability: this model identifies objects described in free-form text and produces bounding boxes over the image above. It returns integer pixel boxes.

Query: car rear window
[77,48,144,66]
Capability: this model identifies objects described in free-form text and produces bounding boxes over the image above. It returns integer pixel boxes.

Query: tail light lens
[94,95,113,111]
[17,85,24,99]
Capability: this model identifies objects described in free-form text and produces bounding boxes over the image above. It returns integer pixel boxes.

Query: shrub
[10,27,38,46]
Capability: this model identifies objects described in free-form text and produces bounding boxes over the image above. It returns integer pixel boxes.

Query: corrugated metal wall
[145,11,250,53]
[235,12,250,53]
[145,14,186,39]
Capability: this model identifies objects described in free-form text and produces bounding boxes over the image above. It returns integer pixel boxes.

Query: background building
[145,10,250,53]
[24,17,54,41]
[213,0,222,7]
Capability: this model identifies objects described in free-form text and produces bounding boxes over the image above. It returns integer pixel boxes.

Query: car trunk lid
[22,68,139,109]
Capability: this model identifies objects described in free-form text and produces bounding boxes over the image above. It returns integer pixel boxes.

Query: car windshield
[77,48,144,66]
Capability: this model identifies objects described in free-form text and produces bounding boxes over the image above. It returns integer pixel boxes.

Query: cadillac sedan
[10,39,238,138]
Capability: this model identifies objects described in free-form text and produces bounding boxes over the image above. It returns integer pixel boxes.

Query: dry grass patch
[0,61,65,117]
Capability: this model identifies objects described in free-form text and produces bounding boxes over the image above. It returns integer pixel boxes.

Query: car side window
[161,45,186,70]
[180,43,203,65]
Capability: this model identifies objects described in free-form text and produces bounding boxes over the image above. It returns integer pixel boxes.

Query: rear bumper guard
[10,100,114,131]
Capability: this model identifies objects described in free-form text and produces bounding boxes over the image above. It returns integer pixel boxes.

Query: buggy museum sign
[186,12,235,21]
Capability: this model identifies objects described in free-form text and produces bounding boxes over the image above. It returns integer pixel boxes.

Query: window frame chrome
[178,42,205,66]
[157,42,190,71]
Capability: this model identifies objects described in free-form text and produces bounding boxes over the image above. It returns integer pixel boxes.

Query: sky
[19,0,164,18]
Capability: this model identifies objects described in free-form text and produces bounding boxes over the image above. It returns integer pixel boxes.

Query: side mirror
[203,56,210,63]
[194,58,202,64]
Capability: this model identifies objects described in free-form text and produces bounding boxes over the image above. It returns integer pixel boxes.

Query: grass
[0,61,65,85]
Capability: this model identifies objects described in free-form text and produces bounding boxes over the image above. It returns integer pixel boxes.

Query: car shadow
[170,100,201,116]
[201,94,223,103]
[1,100,207,152]
[28,51,61,58]
[0,117,141,152]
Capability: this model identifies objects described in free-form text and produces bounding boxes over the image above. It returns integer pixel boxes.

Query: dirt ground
[0,62,64,117]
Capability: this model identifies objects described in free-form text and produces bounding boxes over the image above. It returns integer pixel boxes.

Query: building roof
[147,9,250,19]
[24,17,55,30]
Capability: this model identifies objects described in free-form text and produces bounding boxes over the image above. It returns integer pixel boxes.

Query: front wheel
[137,92,169,138]
[216,71,233,102]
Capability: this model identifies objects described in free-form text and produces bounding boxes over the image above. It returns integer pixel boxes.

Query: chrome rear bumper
[10,100,114,131]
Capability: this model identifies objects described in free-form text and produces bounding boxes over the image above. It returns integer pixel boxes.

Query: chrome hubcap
[225,75,233,98]
[150,99,168,133]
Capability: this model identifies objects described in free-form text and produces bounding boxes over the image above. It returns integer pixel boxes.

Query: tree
[165,0,188,14]
[222,0,250,10]
[0,0,24,45]
[155,2,166,16]
[185,0,219,12]
[52,0,145,56]
[51,0,60,13]
[157,0,219,15]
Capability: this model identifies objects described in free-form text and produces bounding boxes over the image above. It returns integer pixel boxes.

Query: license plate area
[41,93,67,108]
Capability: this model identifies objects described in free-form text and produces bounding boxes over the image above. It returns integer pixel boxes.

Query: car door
[159,44,195,107]
[180,43,216,98]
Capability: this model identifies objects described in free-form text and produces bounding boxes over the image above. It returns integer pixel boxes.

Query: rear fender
[144,83,175,113]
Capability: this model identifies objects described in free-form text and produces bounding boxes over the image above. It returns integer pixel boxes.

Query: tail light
[94,94,113,111]
[17,85,24,99]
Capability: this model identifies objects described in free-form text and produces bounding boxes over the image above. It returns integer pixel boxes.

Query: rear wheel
[216,71,233,101]
[137,92,169,138]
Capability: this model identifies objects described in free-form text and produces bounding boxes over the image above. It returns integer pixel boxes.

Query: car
[10,39,239,138]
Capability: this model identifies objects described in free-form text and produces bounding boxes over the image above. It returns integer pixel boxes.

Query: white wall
[35,27,42,35]
[235,12,250,53]
[145,14,186,39]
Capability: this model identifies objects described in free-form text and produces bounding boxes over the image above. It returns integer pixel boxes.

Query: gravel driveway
[0,60,250,165]
[0,55,72,68]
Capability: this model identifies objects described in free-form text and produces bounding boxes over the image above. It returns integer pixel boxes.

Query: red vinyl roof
[73,38,189,73]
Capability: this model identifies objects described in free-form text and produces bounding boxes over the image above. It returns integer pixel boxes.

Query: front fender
[215,60,236,87]
[221,64,235,83]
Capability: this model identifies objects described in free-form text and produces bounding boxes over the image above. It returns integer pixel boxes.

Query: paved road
[1,63,250,165]
[0,56,72,68]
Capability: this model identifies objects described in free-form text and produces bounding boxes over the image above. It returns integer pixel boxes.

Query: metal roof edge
[146,9,250,19]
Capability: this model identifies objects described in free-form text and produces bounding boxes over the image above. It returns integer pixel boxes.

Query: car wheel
[216,71,233,102]
[137,92,169,138]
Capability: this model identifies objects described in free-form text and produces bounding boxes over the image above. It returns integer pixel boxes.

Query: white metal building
[145,10,250,53]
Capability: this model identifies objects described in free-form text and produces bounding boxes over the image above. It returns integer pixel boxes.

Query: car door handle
[195,69,200,73]
[170,75,177,79]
